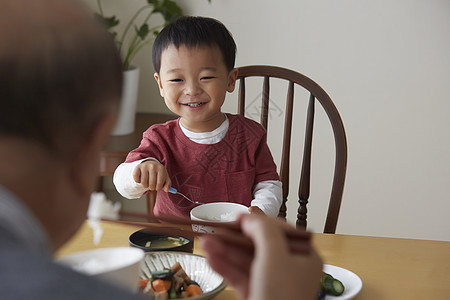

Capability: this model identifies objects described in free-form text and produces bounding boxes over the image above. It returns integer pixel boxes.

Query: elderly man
[0,0,145,298]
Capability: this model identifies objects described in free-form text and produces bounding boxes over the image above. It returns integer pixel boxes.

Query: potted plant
[95,0,183,135]
[96,0,183,71]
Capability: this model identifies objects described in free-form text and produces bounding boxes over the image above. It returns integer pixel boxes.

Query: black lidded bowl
[129,229,194,253]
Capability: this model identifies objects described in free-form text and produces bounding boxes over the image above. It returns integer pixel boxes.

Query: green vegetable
[331,279,345,296]
[321,273,333,287]
[151,269,175,280]
[321,272,345,296]
[169,284,177,299]
[164,237,186,245]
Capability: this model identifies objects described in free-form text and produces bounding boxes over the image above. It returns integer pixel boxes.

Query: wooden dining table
[57,221,450,300]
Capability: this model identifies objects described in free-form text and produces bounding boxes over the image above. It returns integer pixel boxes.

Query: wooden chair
[236,65,347,234]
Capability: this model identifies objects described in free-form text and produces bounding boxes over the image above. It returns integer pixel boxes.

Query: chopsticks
[109,212,311,254]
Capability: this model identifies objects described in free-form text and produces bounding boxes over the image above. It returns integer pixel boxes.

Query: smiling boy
[114,16,282,218]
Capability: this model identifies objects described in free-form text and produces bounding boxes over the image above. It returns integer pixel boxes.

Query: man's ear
[227,68,239,93]
[154,72,164,97]
[69,113,117,197]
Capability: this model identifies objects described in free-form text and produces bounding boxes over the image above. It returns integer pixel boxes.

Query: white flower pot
[111,67,140,136]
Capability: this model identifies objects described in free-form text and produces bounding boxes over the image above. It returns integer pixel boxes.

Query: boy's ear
[227,68,239,93]
[154,73,164,97]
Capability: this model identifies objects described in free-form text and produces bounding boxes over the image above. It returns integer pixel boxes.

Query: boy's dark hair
[152,16,236,73]
[0,0,123,157]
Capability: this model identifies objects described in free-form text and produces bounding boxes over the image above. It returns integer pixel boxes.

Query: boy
[114,16,282,218]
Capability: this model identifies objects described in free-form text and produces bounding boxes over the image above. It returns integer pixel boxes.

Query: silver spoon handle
[168,187,203,205]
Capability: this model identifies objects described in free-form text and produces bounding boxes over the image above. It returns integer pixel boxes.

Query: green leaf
[95,13,119,29]
[135,24,150,40]
[153,0,183,23]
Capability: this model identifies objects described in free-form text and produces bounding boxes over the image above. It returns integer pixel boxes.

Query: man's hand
[200,214,323,300]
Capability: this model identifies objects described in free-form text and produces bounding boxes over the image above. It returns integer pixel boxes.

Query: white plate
[323,264,362,300]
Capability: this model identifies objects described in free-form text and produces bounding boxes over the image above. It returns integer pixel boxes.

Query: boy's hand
[133,160,171,192]
[248,206,265,215]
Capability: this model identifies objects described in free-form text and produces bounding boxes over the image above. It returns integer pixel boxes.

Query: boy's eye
[201,76,215,80]
[169,78,183,82]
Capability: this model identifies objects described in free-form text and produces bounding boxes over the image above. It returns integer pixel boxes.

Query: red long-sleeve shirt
[124,113,280,218]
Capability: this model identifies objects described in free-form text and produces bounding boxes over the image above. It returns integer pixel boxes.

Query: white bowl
[141,251,226,300]
[57,247,144,292]
[190,202,249,233]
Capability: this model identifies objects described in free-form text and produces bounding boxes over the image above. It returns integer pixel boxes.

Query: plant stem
[118,5,153,54]
[124,7,157,65]
[124,38,155,70]
[97,0,104,16]
[122,23,162,69]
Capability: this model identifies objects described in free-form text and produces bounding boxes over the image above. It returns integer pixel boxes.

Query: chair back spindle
[236,65,347,233]
[261,76,270,129]
[278,81,295,219]
[238,77,246,116]
[297,93,315,229]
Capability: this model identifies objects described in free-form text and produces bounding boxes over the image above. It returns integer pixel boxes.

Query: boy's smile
[155,44,238,133]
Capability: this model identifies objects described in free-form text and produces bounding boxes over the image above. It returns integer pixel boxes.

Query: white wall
[84,0,450,241]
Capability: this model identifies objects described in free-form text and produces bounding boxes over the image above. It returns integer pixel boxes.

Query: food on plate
[141,237,189,249]
[317,272,345,299]
[140,262,203,299]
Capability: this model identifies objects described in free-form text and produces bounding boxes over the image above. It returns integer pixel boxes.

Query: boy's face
[155,44,238,132]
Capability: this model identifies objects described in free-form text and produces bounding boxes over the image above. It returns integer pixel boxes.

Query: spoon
[168,187,204,205]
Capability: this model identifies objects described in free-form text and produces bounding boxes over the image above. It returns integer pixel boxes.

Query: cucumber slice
[321,272,345,296]
[322,275,335,294]
[331,278,345,296]
[321,273,333,284]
